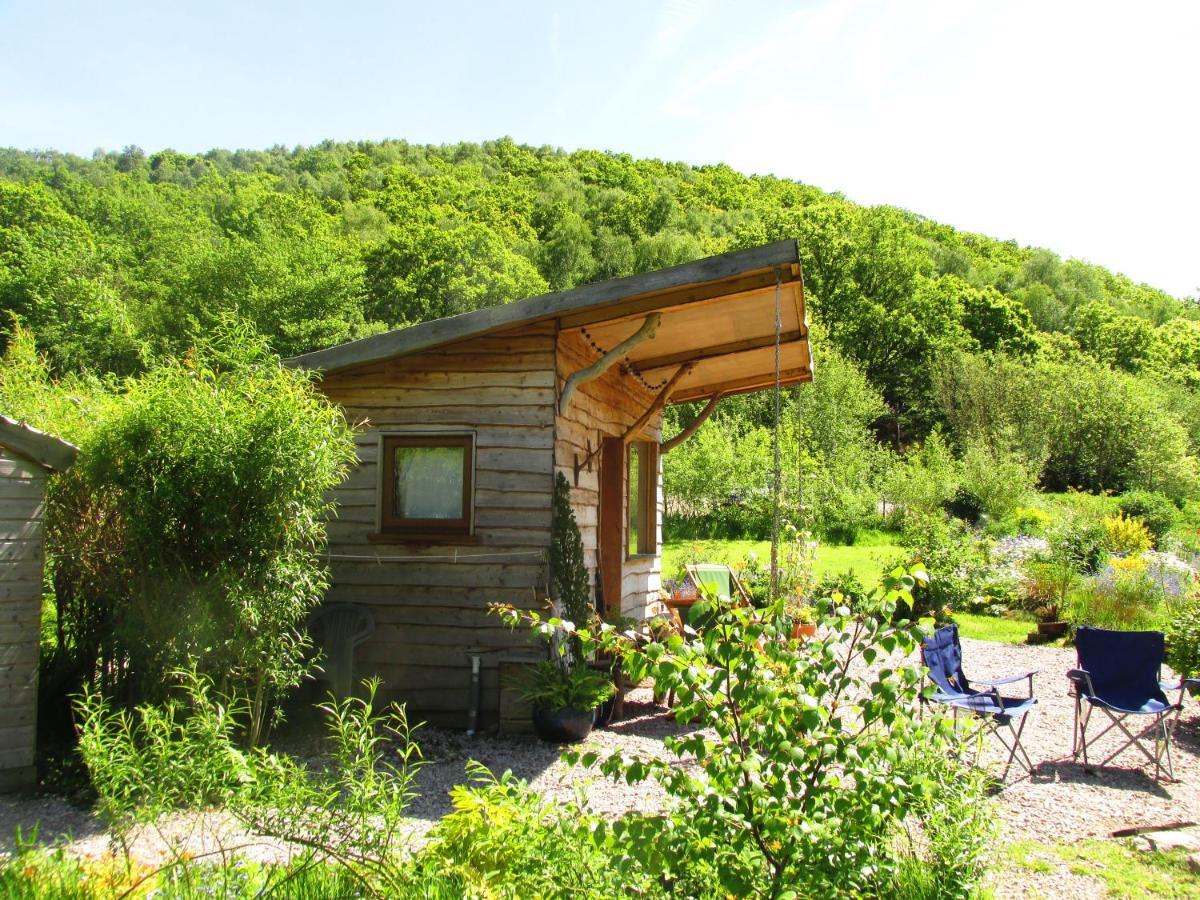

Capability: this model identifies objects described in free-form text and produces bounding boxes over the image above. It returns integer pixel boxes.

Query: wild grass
[1005,838,1200,898]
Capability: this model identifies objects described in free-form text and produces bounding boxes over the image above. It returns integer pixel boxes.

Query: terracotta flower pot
[532,706,594,743]
[792,622,818,640]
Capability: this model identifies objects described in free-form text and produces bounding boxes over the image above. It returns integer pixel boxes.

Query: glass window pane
[628,445,640,556]
[394,446,464,519]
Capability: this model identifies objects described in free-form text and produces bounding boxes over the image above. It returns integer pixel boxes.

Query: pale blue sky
[2,0,1196,296]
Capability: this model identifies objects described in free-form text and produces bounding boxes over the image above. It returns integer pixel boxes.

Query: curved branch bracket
[558,313,661,415]
[660,392,724,453]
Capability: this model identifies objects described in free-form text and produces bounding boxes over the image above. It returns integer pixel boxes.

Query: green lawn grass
[946,612,1037,644]
[664,535,1047,645]
[662,531,903,588]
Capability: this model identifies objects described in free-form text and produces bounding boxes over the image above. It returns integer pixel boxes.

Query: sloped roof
[0,414,78,472]
[286,240,811,405]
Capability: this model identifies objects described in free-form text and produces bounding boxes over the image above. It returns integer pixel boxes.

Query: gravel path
[2,638,1197,895]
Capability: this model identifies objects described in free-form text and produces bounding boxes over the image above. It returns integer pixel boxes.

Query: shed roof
[286,240,811,405]
[0,415,79,472]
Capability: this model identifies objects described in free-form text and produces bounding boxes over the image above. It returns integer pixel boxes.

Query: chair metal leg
[1072,693,1081,758]
[1076,702,1179,783]
[1079,702,1093,772]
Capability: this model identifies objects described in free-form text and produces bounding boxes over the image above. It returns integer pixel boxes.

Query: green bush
[75,672,428,894]
[900,513,990,619]
[995,505,1053,537]
[1117,490,1179,542]
[957,438,1042,522]
[418,764,660,897]
[1165,598,1200,680]
[1046,515,1107,575]
[570,570,993,897]
[0,845,366,899]
[883,430,961,523]
[50,326,355,744]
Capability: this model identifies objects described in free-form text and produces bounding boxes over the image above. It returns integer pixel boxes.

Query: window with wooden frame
[627,440,658,557]
[378,433,474,538]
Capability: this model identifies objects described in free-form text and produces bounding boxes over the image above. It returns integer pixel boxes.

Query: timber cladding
[319,324,558,730]
[317,319,668,731]
[554,330,664,621]
[0,450,46,791]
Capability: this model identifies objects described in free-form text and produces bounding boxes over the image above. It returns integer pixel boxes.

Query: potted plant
[522,660,615,743]
[790,602,818,640]
[591,613,639,726]
[1022,556,1076,640]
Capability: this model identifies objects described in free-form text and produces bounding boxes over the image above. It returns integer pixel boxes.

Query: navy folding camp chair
[921,623,1038,778]
[1068,626,1182,782]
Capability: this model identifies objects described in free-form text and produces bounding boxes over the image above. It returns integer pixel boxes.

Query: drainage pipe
[466,652,482,736]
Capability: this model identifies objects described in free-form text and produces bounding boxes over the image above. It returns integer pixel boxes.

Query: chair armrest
[973,671,1037,687]
[974,670,1037,700]
[1067,668,1094,697]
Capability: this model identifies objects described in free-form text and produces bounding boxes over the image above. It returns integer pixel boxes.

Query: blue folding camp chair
[1068,626,1182,782]
[921,623,1038,778]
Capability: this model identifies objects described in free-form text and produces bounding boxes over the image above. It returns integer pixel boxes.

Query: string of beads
[579,325,669,392]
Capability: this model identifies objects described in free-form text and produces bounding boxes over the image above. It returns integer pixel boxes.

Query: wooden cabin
[287,240,811,730]
[0,415,77,791]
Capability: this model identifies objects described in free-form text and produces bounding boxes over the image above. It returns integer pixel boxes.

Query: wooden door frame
[598,437,624,616]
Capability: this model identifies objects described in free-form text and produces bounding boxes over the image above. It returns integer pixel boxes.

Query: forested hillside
[3,137,1200,536]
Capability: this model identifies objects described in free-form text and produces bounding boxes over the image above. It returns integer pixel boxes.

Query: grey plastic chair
[308,603,375,699]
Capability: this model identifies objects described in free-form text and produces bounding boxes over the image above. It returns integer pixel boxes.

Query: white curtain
[394,446,464,518]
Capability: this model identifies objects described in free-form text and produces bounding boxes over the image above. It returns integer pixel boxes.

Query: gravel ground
[2,638,1197,895]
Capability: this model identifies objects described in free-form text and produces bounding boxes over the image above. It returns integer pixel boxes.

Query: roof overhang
[286,240,811,405]
[0,414,79,472]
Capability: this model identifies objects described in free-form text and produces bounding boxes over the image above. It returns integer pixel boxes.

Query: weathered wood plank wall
[555,331,665,619]
[319,324,557,729]
[0,450,45,791]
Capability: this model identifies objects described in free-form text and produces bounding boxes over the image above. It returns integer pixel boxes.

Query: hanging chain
[581,325,668,392]
[770,268,783,604]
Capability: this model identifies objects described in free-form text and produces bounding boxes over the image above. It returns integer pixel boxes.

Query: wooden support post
[621,364,694,444]
[558,313,660,415]
[660,392,724,453]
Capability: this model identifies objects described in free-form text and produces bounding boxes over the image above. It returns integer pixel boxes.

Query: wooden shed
[0,415,77,791]
[287,240,810,730]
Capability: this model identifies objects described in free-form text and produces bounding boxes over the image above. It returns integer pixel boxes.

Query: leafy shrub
[419,763,660,897]
[957,438,1042,522]
[1007,506,1052,536]
[75,669,249,830]
[1102,513,1153,555]
[891,740,997,899]
[51,327,356,744]
[900,513,990,620]
[883,429,961,523]
[1165,598,1200,679]
[1046,515,1107,575]
[569,571,992,897]
[815,569,868,607]
[76,673,428,894]
[1117,490,1179,542]
[0,844,365,898]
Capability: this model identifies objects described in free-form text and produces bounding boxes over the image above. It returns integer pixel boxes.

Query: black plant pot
[532,706,594,744]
